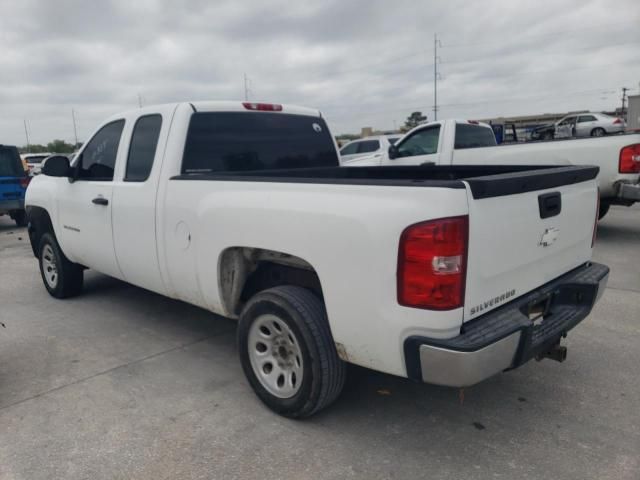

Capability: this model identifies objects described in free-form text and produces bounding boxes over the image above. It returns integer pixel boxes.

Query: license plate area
[524,293,554,326]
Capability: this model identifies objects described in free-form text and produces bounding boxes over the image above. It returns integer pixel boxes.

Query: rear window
[182,112,339,174]
[454,124,497,149]
[0,146,25,177]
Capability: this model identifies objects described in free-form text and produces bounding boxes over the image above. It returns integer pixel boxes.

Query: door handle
[92,197,109,206]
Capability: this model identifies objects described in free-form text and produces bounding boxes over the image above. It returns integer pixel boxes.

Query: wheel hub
[41,244,58,289]
[247,314,304,399]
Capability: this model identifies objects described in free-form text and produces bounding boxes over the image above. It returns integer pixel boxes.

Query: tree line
[19,139,82,154]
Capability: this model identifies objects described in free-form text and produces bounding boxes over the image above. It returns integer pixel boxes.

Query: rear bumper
[404,262,609,387]
[617,181,640,202]
[0,199,24,214]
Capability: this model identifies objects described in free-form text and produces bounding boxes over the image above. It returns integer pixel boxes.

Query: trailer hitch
[536,342,567,363]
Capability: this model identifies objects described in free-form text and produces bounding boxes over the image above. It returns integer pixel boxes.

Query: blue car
[0,144,30,226]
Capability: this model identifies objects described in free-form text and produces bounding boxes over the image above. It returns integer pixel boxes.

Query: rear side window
[357,140,380,154]
[78,120,125,180]
[454,124,497,149]
[340,142,360,155]
[182,112,338,174]
[0,146,24,177]
[578,115,597,123]
[125,115,162,182]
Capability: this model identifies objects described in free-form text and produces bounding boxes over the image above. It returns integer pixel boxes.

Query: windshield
[0,146,25,177]
[182,112,339,174]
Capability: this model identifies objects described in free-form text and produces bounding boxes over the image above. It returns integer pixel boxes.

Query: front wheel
[38,233,84,298]
[238,286,346,418]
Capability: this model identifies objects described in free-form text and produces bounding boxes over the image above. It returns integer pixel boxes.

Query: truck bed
[172,164,599,199]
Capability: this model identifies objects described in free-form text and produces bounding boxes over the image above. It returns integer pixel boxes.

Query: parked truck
[343,119,640,219]
[26,101,608,417]
[0,144,30,226]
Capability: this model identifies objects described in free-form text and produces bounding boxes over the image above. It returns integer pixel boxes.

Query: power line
[321,85,630,119]
[439,22,639,49]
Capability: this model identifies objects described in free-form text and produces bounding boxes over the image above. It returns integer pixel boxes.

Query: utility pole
[71,108,79,146]
[621,87,629,120]
[23,119,31,151]
[433,34,442,121]
[137,93,143,108]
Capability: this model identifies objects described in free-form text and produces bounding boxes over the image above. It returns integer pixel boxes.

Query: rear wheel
[238,286,346,418]
[38,233,84,298]
[542,131,554,140]
[10,210,27,227]
[591,127,606,137]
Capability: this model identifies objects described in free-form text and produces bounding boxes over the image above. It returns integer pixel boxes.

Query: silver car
[556,113,626,138]
[339,135,403,164]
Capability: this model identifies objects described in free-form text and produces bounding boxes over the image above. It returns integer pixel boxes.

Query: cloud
[0,0,638,145]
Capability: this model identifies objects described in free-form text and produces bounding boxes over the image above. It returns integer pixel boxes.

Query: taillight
[242,102,283,112]
[619,144,640,173]
[613,118,622,125]
[397,216,468,310]
[19,177,31,189]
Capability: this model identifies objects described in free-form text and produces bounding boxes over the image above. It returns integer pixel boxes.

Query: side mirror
[42,155,71,177]
[388,145,398,160]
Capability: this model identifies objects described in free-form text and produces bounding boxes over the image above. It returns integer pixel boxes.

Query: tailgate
[463,166,599,322]
[0,177,23,202]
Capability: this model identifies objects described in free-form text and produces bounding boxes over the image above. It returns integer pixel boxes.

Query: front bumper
[404,262,609,387]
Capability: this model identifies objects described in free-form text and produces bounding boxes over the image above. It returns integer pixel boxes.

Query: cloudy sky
[1,0,638,145]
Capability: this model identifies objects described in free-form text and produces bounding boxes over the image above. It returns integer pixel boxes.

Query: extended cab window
[357,140,379,154]
[77,120,125,181]
[125,115,162,182]
[454,124,497,149]
[395,126,440,158]
[182,112,338,174]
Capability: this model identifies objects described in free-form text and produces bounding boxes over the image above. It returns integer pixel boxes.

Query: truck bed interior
[172,164,599,199]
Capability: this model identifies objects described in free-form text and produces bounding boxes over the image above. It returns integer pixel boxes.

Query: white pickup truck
[342,119,640,219]
[26,101,609,417]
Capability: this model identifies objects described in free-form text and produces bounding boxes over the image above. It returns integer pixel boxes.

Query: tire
[238,286,346,418]
[11,210,27,227]
[542,131,553,140]
[598,203,610,220]
[591,128,606,137]
[38,232,84,298]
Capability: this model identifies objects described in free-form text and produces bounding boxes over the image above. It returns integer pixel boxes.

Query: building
[627,95,640,130]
